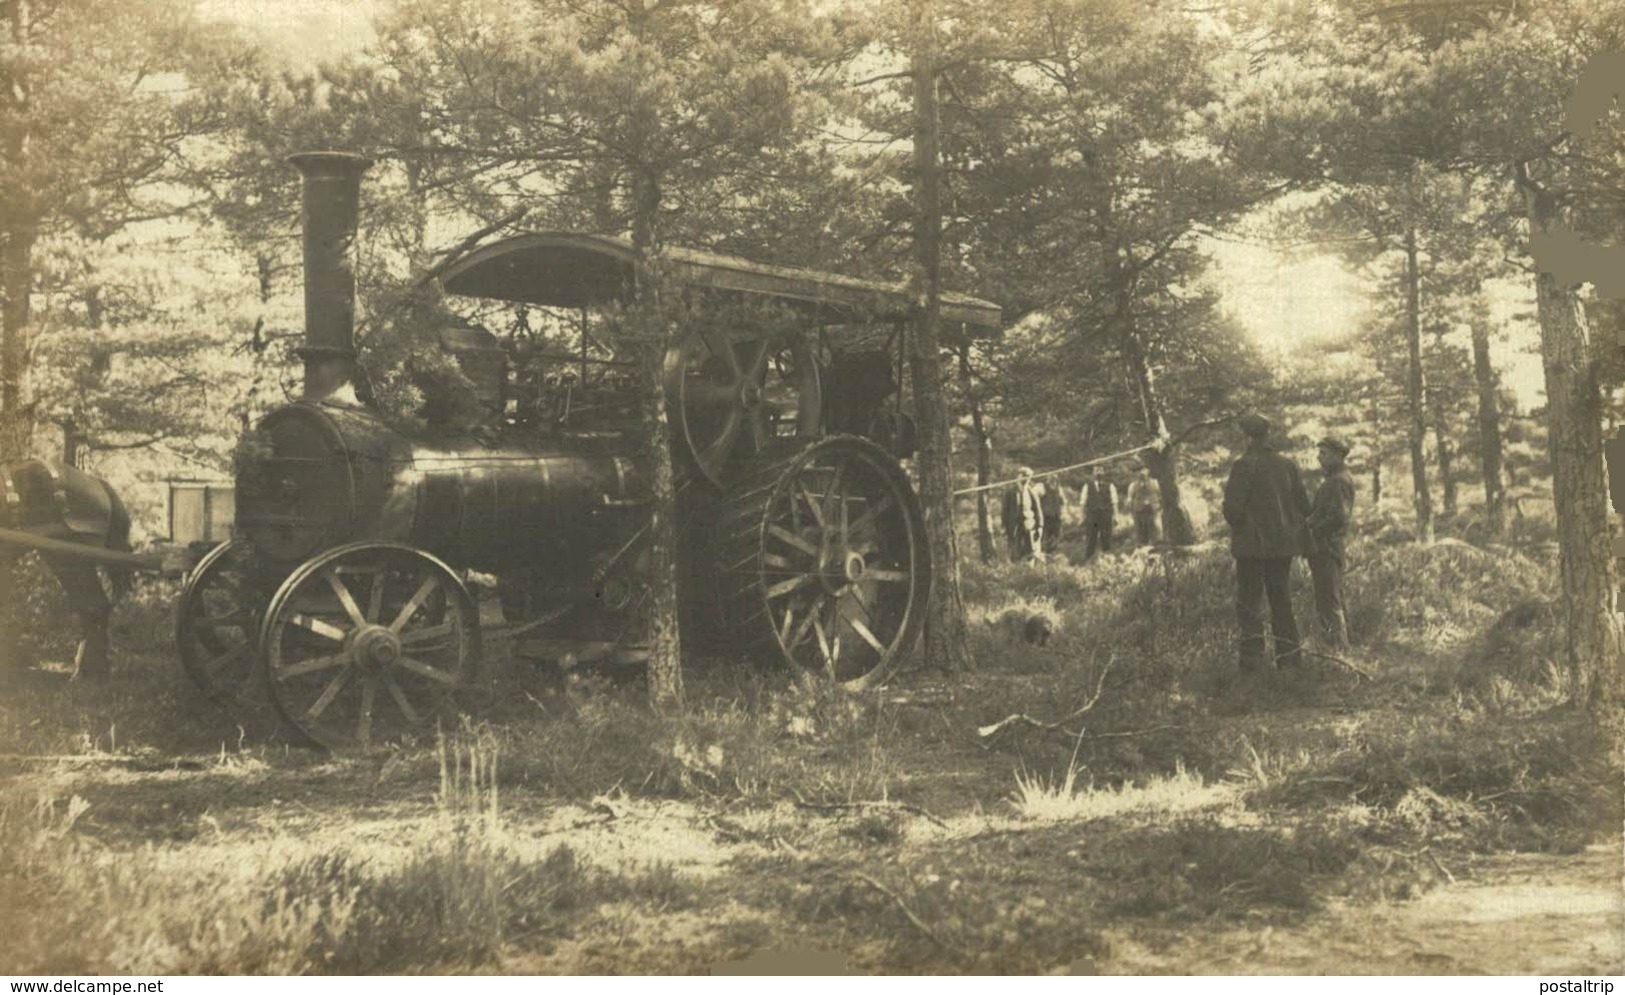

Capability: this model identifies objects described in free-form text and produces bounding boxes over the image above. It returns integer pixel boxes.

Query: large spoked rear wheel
[176,539,272,717]
[260,541,481,750]
[714,436,930,689]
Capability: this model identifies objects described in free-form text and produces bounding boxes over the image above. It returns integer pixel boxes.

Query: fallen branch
[1424,848,1457,885]
[977,659,1115,740]
[854,874,948,949]
[0,753,206,772]
[790,790,947,828]
[1300,650,1375,682]
[1075,723,1183,740]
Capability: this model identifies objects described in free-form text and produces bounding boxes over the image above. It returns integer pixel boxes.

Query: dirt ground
[3,736,1619,975]
[2,551,1620,975]
[1114,844,1624,975]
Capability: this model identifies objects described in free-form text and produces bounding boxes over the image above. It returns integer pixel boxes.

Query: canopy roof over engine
[438,231,1003,331]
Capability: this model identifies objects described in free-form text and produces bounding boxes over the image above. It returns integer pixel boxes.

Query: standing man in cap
[1002,466,1045,562]
[1037,477,1066,557]
[1126,463,1161,547]
[1080,465,1116,562]
[1222,413,1311,671]
[1306,436,1356,651]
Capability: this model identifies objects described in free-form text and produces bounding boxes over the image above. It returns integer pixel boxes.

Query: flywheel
[663,326,821,490]
[709,435,930,689]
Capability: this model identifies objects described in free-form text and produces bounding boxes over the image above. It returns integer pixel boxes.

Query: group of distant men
[1001,463,1162,563]
[999,411,1355,670]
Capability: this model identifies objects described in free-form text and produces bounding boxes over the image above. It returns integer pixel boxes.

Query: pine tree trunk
[0,225,36,460]
[1429,326,1458,517]
[1471,319,1506,535]
[970,402,994,564]
[623,20,683,709]
[1371,460,1381,505]
[1433,407,1457,516]
[909,2,972,673]
[1115,279,1194,545]
[1403,227,1434,543]
[958,348,995,564]
[1518,172,1621,706]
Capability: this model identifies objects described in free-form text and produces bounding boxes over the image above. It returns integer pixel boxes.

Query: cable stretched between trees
[952,439,1165,497]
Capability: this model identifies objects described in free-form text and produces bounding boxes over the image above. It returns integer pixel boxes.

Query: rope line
[952,439,1165,497]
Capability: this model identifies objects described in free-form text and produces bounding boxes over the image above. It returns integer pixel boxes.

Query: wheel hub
[821,547,865,594]
[738,382,763,410]
[350,624,402,672]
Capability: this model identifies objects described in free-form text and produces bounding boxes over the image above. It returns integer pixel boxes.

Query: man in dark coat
[1306,436,1356,651]
[1001,466,1044,562]
[1221,414,1311,671]
[1126,464,1160,546]
[1037,480,1065,555]
[1079,466,1115,561]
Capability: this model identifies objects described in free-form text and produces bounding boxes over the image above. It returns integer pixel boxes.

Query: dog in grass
[989,606,1058,646]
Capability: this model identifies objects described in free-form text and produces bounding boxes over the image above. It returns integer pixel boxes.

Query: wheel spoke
[795,481,826,527]
[306,667,353,718]
[390,575,441,633]
[394,654,460,685]
[766,574,814,600]
[866,568,910,583]
[849,494,893,536]
[812,616,835,678]
[690,380,739,407]
[779,603,796,645]
[325,571,367,629]
[273,652,349,680]
[290,613,348,642]
[850,582,877,623]
[399,621,455,645]
[762,552,794,570]
[743,338,771,380]
[367,571,387,623]
[749,412,769,451]
[767,524,819,557]
[823,459,849,528]
[698,327,740,377]
[705,407,744,464]
[787,600,820,651]
[847,615,887,654]
[357,680,376,746]
[380,670,420,722]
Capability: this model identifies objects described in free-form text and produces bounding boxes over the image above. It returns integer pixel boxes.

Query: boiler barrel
[402,446,648,570]
[236,403,648,571]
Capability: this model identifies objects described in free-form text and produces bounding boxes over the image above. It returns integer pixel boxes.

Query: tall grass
[0,726,620,974]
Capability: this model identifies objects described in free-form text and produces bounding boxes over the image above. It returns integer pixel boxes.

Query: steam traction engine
[174,153,1001,749]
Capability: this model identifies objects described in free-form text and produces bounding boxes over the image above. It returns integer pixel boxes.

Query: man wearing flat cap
[1306,435,1356,651]
[1222,413,1311,671]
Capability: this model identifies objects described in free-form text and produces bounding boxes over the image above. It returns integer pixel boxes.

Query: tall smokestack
[287,151,372,403]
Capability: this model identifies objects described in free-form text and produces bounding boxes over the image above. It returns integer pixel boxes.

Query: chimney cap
[286,150,375,176]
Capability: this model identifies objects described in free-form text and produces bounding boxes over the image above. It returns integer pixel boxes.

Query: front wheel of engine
[260,541,481,750]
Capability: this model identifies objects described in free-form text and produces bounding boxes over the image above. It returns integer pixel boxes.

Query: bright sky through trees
[194,0,1547,411]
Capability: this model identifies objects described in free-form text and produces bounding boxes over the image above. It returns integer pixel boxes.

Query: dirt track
[1103,844,1623,975]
